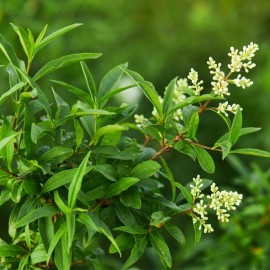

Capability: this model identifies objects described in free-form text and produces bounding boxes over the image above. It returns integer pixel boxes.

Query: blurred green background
[1,1,270,269]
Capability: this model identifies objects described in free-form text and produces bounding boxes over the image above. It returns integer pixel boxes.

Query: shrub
[0,24,269,269]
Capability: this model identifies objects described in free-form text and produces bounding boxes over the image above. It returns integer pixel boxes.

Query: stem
[150,145,171,160]
[183,138,222,152]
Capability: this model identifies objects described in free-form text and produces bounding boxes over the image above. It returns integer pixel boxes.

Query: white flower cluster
[217,101,243,117]
[207,42,259,96]
[188,68,203,96]
[190,175,243,233]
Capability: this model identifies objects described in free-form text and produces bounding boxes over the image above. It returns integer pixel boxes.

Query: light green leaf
[0,244,27,257]
[30,244,47,264]
[0,82,25,105]
[149,232,172,268]
[193,220,202,245]
[229,148,270,158]
[66,212,76,249]
[175,182,193,205]
[150,211,171,227]
[98,63,128,100]
[0,34,21,67]
[52,80,94,107]
[105,177,140,198]
[122,236,147,270]
[38,217,54,252]
[18,254,29,270]
[90,125,128,146]
[192,145,215,173]
[131,160,161,179]
[15,206,59,228]
[229,107,242,146]
[80,61,97,101]
[33,53,101,81]
[11,23,33,59]
[164,223,185,245]
[186,111,200,139]
[54,190,72,214]
[77,213,97,243]
[68,151,91,208]
[34,23,82,55]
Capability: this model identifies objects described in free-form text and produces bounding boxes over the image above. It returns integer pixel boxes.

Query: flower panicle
[190,175,243,233]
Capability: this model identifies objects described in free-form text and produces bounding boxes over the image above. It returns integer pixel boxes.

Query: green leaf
[229,107,242,146]
[150,211,171,227]
[38,146,74,165]
[193,220,202,245]
[11,23,33,59]
[54,190,72,214]
[0,116,16,171]
[124,69,163,119]
[66,212,76,250]
[164,223,185,245]
[18,254,29,270]
[90,125,128,146]
[186,111,200,139]
[105,177,140,198]
[113,225,147,235]
[0,34,21,67]
[163,77,177,115]
[52,88,70,120]
[42,166,93,193]
[229,148,270,158]
[38,217,54,252]
[174,140,197,161]
[47,222,67,264]
[109,234,134,254]
[15,206,59,228]
[80,61,97,101]
[23,175,41,195]
[0,244,27,257]
[94,218,121,256]
[30,244,47,264]
[175,182,193,205]
[9,202,22,238]
[192,145,215,173]
[0,82,25,105]
[113,202,137,226]
[33,53,101,81]
[98,63,128,100]
[52,80,94,107]
[131,160,161,179]
[149,232,172,268]
[94,164,117,181]
[77,213,97,244]
[68,151,91,208]
[34,23,82,55]
[120,187,141,209]
[122,236,147,270]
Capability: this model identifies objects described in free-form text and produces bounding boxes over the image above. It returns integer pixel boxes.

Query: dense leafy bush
[0,24,269,270]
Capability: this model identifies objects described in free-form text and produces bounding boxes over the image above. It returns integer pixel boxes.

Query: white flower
[190,175,204,200]
[217,102,243,116]
[233,74,253,88]
[188,68,203,96]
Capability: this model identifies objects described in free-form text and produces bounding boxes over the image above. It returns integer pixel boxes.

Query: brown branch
[150,145,171,160]
[183,138,222,152]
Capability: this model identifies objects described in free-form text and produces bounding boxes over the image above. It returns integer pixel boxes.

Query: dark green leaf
[175,182,193,205]
[150,211,171,227]
[113,202,137,225]
[94,164,116,181]
[193,220,202,245]
[39,217,54,252]
[122,236,147,270]
[174,141,196,161]
[109,234,134,254]
[192,145,215,173]
[186,111,200,139]
[120,187,141,209]
[164,223,185,245]
[149,232,172,268]
[131,160,161,179]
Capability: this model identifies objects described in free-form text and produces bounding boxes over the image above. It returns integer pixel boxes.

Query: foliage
[0,24,269,270]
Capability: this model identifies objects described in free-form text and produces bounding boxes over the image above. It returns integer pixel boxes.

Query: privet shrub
[0,24,269,270]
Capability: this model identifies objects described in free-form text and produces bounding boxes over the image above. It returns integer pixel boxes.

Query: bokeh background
[1,1,270,269]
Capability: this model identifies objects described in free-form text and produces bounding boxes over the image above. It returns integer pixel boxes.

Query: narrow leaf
[229,148,270,158]
[0,244,27,257]
[164,223,185,245]
[15,206,58,228]
[38,146,73,165]
[80,61,97,100]
[131,160,161,179]
[33,53,101,81]
[68,151,91,208]
[0,82,25,105]
[192,145,215,173]
[163,77,177,115]
[229,107,242,146]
